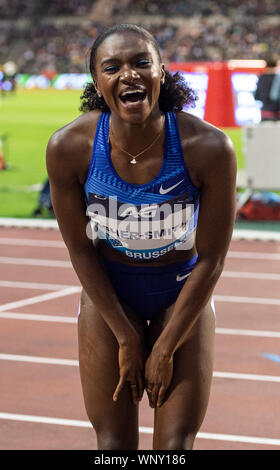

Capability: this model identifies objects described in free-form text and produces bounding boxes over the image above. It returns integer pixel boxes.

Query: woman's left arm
[145,131,237,407]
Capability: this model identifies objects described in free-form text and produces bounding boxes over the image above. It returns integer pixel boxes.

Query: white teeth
[120,90,145,97]
[119,90,147,104]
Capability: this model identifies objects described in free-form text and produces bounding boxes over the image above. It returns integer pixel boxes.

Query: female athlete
[46,24,237,450]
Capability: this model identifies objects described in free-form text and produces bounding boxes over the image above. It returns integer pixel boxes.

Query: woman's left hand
[144,347,173,408]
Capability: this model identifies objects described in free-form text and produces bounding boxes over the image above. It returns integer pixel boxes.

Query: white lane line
[2,217,280,242]
[0,412,90,428]
[197,432,280,446]
[0,354,78,366]
[213,372,280,383]
[0,287,81,312]
[1,307,280,340]
[0,257,71,268]
[232,230,280,242]
[0,412,279,446]
[0,312,77,323]
[216,327,280,338]
[0,235,279,259]
[0,229,280,260]
[0,237,65,248]
[1,313,280,340]
[3,268,280,282]
[1,255,280,272]
[215,295,280,306]
[222,271,280,281]
[227,251,280,261]
[2,313,280,340]
[0,218,58,229]
[1,353,280,383]
[1,272,280,287]
[0,280,78,291]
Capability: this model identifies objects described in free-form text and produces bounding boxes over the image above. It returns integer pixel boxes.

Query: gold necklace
[109,118,164,164]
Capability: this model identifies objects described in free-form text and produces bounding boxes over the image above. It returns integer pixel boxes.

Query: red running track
[0,227,280,450]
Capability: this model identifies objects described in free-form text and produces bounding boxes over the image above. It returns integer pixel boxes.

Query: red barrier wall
[168,60,266,128]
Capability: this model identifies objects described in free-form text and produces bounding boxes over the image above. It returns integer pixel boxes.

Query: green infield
[0,89,244,218]
[0,89,81,217]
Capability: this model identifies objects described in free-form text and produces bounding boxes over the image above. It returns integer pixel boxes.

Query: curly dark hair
[80,24,197,113]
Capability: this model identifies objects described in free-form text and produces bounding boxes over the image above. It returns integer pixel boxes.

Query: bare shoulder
[176,111,236,186]
[46,110,101,185]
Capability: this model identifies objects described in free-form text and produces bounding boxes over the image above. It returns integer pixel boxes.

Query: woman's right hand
[113,334,145,405]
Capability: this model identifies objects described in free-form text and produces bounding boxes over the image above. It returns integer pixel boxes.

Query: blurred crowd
[2,0,278,19]
[0,0,95,19]
[0,0,279,74]
[171,18,280,62]
[119,0,280,17]
[0,20,177,74]
[17,23,103,75]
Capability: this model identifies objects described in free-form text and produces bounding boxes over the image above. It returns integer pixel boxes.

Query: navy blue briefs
[102,255,198,320]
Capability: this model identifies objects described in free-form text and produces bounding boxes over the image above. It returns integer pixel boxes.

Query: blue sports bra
[84,112,200,260]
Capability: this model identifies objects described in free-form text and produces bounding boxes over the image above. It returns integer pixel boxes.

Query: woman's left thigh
[150,301,215,450]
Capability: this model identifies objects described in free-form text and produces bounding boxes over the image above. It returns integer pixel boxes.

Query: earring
[97,91,102,98]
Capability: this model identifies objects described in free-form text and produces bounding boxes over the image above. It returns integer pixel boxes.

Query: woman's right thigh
[77,289,146,450]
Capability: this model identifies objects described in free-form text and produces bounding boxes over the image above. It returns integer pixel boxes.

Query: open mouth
[119,90,147,104]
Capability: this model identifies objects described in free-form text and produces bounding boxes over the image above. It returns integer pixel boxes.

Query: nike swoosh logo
[159,179,184,194]
[176,272,191,282]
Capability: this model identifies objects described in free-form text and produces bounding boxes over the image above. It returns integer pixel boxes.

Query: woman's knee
[95,427,139,450]
[84,403,139,450]
[154,430,197,450]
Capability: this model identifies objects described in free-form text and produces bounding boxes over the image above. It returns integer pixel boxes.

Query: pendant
[130,158,137,164]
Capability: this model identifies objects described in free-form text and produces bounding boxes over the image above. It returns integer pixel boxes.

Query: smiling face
[94,32,165,124]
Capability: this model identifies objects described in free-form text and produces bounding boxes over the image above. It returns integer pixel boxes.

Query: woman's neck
[109,108,164,155]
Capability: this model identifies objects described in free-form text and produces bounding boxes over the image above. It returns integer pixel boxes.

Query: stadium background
[1,0,280,452]
[0,0,279,218]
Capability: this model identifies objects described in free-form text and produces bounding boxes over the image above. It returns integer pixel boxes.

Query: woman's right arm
[46,127,144,403]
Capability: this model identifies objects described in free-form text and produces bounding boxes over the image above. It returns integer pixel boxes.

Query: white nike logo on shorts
[159,179,184,194]
[176,272,191,282]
